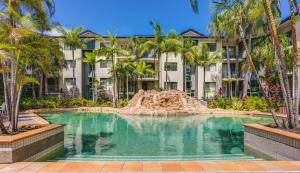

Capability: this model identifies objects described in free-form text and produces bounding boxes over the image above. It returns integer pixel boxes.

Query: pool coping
[1,161,300,172]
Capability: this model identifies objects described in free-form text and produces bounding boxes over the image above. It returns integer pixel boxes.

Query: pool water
[42,112,273,161]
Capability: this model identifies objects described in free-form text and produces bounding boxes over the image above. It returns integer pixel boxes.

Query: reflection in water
[43,112,273,161]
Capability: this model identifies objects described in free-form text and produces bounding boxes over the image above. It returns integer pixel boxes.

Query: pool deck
[1,161,300,172]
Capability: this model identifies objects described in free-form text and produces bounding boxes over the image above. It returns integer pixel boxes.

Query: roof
[77,28,208,39]
[180,29,207,38]
[281,12,299,24]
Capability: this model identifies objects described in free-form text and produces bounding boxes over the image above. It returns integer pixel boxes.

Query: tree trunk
[32,83,36,98]
[165,53,169,90]
[126,73,129,101]
[239,24,282,128]
[235,39,239,97]
[288,0,299,126]
[263,0,295,128]
[0,60,9,134]
[242,33,252,98]
[39,73,43,98]
[72,50,76,98]
[226,39,232,98]
[183,57,186,92]
[112,56,117,108]
[203,67,206,99]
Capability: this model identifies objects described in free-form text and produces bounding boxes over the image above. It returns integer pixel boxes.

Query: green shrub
[207,96,281,113]
[231,98,244,110]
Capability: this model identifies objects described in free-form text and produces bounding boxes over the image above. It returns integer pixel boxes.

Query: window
[193,40,199,46]
[223,46,236,59]
[205,82,216,94]
[206,64,216,72]
[100,61,112,68]
[100,42,110,48]
[64,78,76,86]
[66,60,76,69]
[100,78,111,88]
[85,40,95,50]
[164,62,177,71]
[207,43,217,52]
[64,44,71,50]
[164,82,178,90]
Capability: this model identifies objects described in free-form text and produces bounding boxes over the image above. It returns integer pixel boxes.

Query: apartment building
[45,15,300,100]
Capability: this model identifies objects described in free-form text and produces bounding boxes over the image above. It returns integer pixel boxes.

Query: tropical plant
[163,30,182,90]
[0,1,57,133]
[134,60,156,91]
[95,32,128,108]
[144,21,166,89]
[82,50,99,101]
[181,38,197,92]
[192,44,222,99]
[58,26,86,97]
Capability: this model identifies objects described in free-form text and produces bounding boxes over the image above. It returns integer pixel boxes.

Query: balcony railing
[141,74,158,79]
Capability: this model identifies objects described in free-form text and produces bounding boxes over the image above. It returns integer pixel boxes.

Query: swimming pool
[42,112,273,161]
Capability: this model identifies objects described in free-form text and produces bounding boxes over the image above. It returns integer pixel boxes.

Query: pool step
[51,154,262,162]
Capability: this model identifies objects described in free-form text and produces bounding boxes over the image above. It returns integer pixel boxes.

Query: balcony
[222,72,243,79]
[141,74,158,80]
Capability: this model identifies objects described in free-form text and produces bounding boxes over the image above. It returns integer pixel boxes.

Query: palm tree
[144,21,166,89]
[192,44,222,99]
[82,50,99,102]
[287,0,300,127]
[95,33,128,108]
[58,26,86,98]
[0,0,57,133]
[134,61,156,91]
[163,30,182,90]
[181,38,197,92]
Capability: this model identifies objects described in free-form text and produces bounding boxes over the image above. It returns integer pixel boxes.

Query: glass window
[100,61,112,68]
[205,82,216,93]
[164,62,177,71]
[193,40,199,46]
[100,42,110,48]
[85,40,95,50]
[207,64,216,72]
[164,82,178,90]
[64,44,71,50]
[223,46,236,59]
[66,60,76,69]
[207,43,217,52]
[64,78,76,86]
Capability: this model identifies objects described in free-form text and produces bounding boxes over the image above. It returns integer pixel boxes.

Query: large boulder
[119,90,208,116]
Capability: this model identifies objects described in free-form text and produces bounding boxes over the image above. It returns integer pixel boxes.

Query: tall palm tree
[192,44,222,99]
[0,1,58,133]
[261,0,296,128]
[82,50,99,102]
[181,38,197,92]
[58,26,86,98]
[189,0,282,127]
[287,0,300,127]
[164,30,182,90]
[144,21,166,89]
[95,32,128,108]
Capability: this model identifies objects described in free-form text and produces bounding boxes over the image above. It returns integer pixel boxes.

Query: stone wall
[244,124,300,160]
[0,124,64,163]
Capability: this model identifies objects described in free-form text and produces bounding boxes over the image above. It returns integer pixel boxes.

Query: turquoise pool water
[42,112,273,161]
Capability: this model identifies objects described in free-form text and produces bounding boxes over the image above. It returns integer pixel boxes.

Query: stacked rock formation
[119,90,208,116]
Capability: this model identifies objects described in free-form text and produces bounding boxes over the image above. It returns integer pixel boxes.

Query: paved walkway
[1,161,300,172]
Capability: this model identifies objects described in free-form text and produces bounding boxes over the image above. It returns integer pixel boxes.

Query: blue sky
[51,0,298,36]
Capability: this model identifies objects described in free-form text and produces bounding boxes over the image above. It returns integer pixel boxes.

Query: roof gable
[79,30,98,38]
[180,29,206,38]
